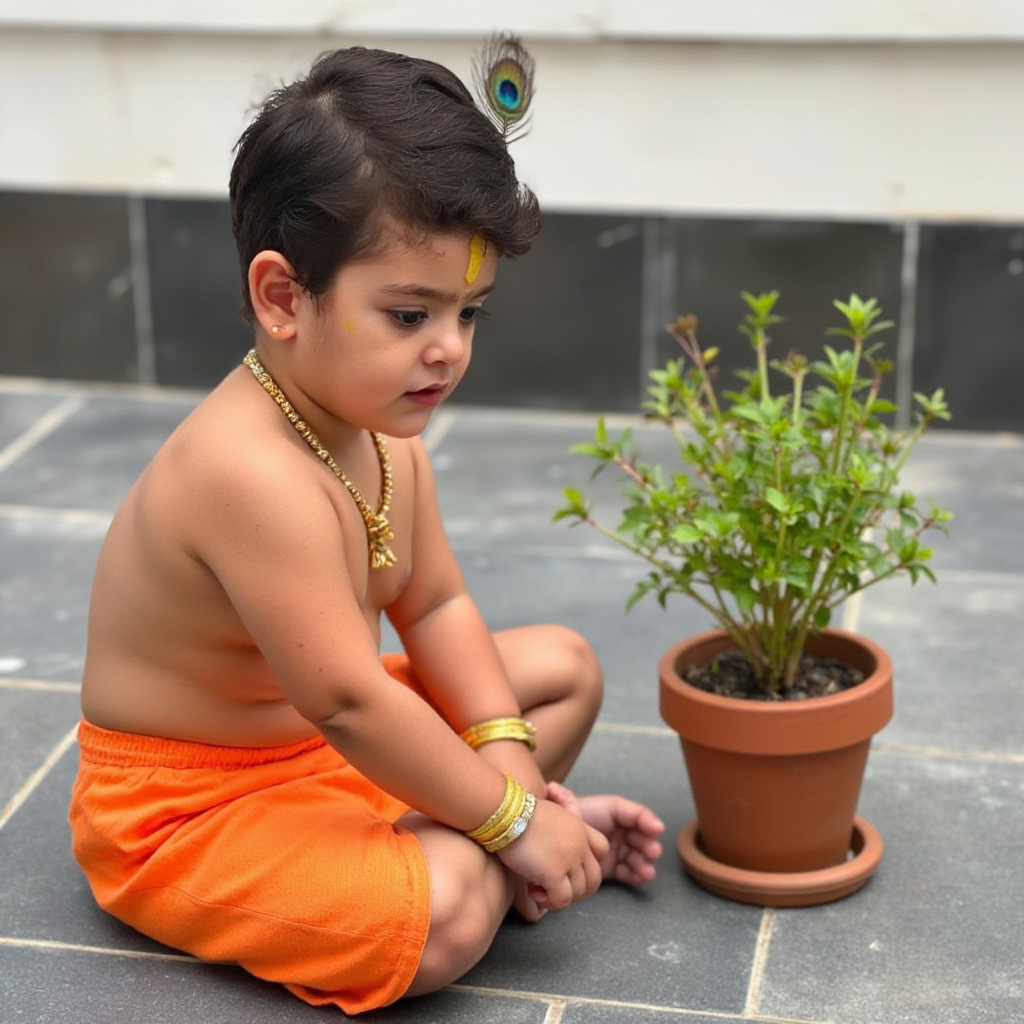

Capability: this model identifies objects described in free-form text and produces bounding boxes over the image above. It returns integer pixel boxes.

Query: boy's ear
[248,250,301,338]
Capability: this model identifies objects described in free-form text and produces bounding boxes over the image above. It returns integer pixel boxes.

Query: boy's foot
[547,781,665,886]
[512,783,665,921]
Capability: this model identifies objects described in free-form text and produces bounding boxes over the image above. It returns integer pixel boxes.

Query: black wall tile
[145,198,252,389]
[664,218,905,400]
[6,189,1024,433]
[453,213,645,412]
[915,224,1024,433]
[0,191,137,381]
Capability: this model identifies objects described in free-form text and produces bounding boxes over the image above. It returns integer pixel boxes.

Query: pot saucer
[677,816,883,908]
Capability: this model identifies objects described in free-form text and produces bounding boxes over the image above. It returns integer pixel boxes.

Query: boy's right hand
[494,798,609,911]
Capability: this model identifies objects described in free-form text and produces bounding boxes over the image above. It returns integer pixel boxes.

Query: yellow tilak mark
[465,234,486,284]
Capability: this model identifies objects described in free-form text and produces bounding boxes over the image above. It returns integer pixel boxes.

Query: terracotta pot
[659,628,893,906]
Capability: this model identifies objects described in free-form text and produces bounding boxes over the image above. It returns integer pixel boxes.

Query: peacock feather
[472,33,536,142]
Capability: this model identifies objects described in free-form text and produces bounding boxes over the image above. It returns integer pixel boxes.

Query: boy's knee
[409,841,511,995]
[551,625,603,709]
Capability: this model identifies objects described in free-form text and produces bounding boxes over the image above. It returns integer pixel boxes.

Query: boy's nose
[426,321,468,365]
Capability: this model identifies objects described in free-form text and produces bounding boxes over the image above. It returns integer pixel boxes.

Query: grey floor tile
[432,412,601,554]
[2,398,1020,1024]
[859,574,1024,756]
[364,989,550,1023]
[0,943,557,1024]
[0,688,80,809]
[0,394,198,512]
[0,514,107,683]
[0,391,74,452]
[760,753,1024,1024]
[0,748,169,952]
[433,411,679,557]
[1,737,706,1023]
[0,945,338,1023]
[898,432,1024,576]
[455,548,707,728]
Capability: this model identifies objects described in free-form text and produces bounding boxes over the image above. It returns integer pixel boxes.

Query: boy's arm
[385,441,545,794]
[192,442,511,830]
[194,438,603,910]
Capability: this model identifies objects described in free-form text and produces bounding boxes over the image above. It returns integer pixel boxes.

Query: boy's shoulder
[152,371,430,523]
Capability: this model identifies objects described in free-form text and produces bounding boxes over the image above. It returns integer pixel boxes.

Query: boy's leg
[491,624,604,782]
[400,814,513,997]
[403,625,662,998]
[402,624,605,996]
[493,625,664,887]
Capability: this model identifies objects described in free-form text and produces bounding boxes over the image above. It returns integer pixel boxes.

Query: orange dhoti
[68,655,431,1015]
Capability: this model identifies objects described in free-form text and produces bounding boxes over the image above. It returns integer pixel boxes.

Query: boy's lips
[404,383,448,407]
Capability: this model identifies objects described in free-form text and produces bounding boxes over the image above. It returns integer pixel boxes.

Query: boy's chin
[381,407,445,439]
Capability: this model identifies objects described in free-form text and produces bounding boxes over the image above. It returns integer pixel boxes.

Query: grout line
[447,983,830,1023]
[640,217,671,395]
[595,721,675,738]
[0,503,113,527]
[0,678,80,693]
[127,194,158,386]
[0,936,200,965]
[542,998,567,1024]
[453,539,638,562]
[0,374,206,403]
[921,568,1024,586]
[594,723,1024,765]
[0,723,79,833]
[743,908,777,1017]
[449,540,1024,587]
[0,394,86,476]
[0,378,1019,447]
[894,220,920,433]
[421,407,457,454]
[840,589,862,632]
[0,945,829,1024]
[873,743,1024,765]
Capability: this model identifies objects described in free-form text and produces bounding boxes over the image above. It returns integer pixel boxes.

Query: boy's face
[295,228,499,438]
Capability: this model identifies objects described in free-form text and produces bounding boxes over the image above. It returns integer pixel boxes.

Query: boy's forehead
[379,225,482,260]
[367,228,498,281]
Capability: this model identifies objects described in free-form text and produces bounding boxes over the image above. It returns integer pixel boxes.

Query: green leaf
[671,524,704,544]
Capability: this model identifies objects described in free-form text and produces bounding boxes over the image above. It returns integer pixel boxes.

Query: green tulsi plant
[556,292,952,695]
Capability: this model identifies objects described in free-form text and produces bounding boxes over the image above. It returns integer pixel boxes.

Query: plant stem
[829,336,863,475]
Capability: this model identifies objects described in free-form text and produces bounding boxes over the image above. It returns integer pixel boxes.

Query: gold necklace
[243,350,396,569]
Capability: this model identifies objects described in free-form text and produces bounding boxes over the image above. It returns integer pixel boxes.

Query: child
[69,40,664,1015]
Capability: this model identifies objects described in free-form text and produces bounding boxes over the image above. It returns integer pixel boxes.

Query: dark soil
[684,649,865,701]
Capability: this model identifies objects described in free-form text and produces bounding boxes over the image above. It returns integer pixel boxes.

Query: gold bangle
[468,779,526,846]
[461,716,537,752]
[464,775,519,843]
[483,792,537,852]
[465,775,528,847]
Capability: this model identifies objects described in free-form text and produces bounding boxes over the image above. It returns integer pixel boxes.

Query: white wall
[2,1,1023,221]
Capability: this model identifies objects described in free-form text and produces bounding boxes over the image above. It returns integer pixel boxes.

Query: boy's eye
[460,306,490,324]
[390,310,426,327]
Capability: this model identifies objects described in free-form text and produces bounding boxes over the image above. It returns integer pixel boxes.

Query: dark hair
[229,46,542,321]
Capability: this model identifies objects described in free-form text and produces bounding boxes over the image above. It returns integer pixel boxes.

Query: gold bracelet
[483,792,537,852]
[465,775,528,847]
[461,716,537,752]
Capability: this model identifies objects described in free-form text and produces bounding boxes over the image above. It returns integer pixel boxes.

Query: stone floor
[1,376,1023,1024]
